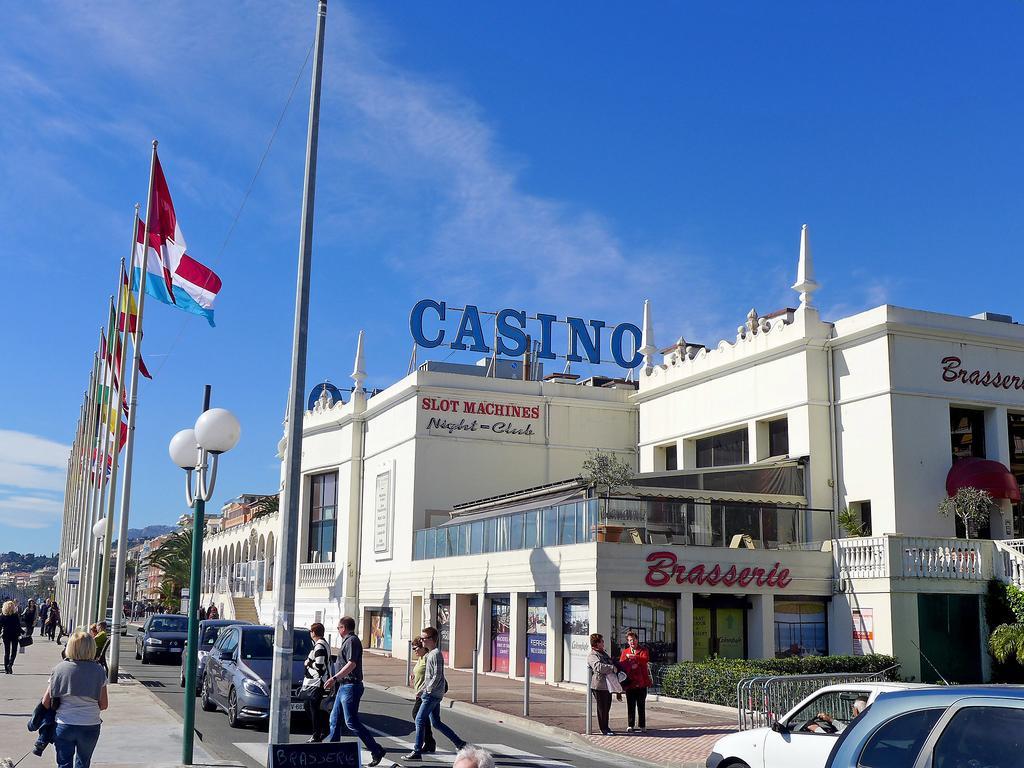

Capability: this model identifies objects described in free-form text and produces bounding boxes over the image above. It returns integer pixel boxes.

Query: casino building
[201,226,1024,685]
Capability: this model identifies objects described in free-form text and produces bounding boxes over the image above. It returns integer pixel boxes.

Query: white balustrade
[834,536,889,578]
[298,561,337,588]
[995,540,1024,588]
[900,537,984,580]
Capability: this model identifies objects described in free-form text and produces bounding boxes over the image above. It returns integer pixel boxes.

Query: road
[115,627,647,768]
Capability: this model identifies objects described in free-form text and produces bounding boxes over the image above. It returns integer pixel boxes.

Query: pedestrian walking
[39,599,51,631]
[300,622,331,743]
[403,626,465,762]
[44,631,108,768]
[587,633,622,736]
[22,600,38,638]
[45,602,61,642]
[323,616,387,766]
[408,638,435,753]
[453,745,495,768]
[206,604,218,620]
[2,599,23,673]
[91,622,109,671]
[619,630,652,733]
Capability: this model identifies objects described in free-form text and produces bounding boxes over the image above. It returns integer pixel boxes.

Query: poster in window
[526,597,548,679]
[369,609,392,652]
[852,608,873,656]
[562,597,590,684]
[374,466,393,557]
[490,599,511,673]
[436,599,451,664]
[692,607,712,661]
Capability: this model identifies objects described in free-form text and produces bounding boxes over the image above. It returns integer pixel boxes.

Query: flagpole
[63,400,85,622]
[70,389,91,630]
[95,296,120,625]
[111,141,158,654]
[87,325,115,626]
[57,414,79,611]
[109,208,142,681]
[76,349,101,630]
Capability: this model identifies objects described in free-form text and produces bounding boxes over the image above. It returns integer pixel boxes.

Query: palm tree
[144,529,193,603]
[990,622,1024,665]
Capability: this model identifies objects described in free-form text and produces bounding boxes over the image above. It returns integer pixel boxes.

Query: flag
[133,152,221,327]
[118,261,139,335]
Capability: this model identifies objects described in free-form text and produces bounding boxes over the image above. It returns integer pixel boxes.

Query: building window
[853,500,872,536]
[696,428,749,468]
[774,598,828,657]
[950,407,986,460]
[661,444,678,471]
[611,594,677,667]
[768,418,789,458]
[307,472,337,563]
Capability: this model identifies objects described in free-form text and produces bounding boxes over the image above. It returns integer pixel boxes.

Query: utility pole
[269,0,327,746]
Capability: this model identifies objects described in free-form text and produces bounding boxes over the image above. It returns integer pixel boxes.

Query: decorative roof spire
[639,299,658,369]
[792,224,819,308]
[351,330,366,391]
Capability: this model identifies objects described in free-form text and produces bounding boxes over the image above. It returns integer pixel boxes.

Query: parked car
[707,682,931,768]
[824,685,1024,768]
[200,624,331,728]
[104,608,129,635]
[134,613,188,664]
[179,619,251,693]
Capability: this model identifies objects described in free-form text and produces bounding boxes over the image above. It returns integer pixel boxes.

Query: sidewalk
[360,653,736,768]
[0,633,232,768]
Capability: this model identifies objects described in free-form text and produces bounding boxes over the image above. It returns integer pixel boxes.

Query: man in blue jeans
[324,616,386,767]
[404,626,465,761]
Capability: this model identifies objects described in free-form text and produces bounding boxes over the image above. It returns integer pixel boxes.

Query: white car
[707,682,932,768]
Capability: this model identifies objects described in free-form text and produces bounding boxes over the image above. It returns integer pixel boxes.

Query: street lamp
[168,389,240,766]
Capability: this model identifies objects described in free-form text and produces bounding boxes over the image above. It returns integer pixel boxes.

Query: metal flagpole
[94,301,119,622]
[109,216,140,681]
[89,323,117,625]
[111,140,158,644]
[77,348,102,630]
[270,0,327,745]
[86,328,112,626]
[63,401,85,621]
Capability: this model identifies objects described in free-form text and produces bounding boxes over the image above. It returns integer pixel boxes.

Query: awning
[945,457,1021,502]
[443,487,586,526]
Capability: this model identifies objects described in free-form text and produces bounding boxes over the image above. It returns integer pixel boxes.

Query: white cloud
[0,495,63,530]
[0,430,68,468]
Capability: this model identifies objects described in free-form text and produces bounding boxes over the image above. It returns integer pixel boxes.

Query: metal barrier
[737,666,900,731]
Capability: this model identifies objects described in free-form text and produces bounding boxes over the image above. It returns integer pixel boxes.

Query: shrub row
[657,654,899,707]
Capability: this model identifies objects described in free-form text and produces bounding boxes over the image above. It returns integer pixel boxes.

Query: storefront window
[562,597,590,683]
[526,597,548,679]
[490,598,510,672]
[774,598,828,657]
[696,427,749,468]
[611,595,677,666]
[307,472,337,563]
[435,599,451,663]
[950,407,986,460]
[693,595,747,660]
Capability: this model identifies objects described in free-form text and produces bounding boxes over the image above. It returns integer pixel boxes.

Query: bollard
[471,648,479,704]
[523,654,530,717]
[406,639,413,687]
[585,668,592,735]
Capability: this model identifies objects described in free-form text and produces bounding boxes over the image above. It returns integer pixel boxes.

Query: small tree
[580,450,634,497]
[837,506,866,538]
[990,583,1024,667]
[938,486,994,540]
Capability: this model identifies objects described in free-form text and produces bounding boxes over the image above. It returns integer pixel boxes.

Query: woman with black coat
[2,599,24,673]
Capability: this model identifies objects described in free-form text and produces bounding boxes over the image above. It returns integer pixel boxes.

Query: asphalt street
[116,627,644,768]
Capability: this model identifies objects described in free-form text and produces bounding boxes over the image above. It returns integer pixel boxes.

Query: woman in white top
[43,631,108,768]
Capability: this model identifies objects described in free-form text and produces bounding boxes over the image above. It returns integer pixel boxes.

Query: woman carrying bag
[619,630,652,733]
[586,633,623,736]
[300,622,331,742]
[2,600,23,673]
[44,631,109,768]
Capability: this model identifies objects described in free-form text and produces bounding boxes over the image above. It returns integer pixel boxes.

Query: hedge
[657,654,900,707]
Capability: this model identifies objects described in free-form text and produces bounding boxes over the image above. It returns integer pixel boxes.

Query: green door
[917,594,981,683]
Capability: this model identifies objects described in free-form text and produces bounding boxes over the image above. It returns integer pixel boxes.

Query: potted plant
[580,450,634,542]
[938,486,995,540]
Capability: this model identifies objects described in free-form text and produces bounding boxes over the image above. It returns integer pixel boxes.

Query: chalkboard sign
[268,741,359,768]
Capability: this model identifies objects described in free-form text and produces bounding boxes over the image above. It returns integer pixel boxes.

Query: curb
[362,681,693,768]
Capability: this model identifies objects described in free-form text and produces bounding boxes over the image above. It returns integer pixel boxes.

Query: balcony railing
[835,535,988,581]
[298,561,337,588]
[413,497,830,561]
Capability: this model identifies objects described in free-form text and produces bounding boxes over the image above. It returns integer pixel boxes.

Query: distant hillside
[125,524,176,542]
[0,552,57,571]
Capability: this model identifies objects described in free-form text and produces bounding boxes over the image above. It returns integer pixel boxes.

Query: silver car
[825,685,1024,768]
[179,619,250,693]
[200,624,323,728]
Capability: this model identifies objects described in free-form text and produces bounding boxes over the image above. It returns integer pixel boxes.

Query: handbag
[19,635,33,648]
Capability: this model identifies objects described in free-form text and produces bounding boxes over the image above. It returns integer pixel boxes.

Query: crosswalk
[234,739,576,767]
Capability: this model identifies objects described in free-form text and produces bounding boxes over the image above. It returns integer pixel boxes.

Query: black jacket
[28,699,58,749]
[1,613,23,640]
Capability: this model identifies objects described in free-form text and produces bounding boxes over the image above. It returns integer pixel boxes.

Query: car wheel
[201,676,217,712]
[724,762,751,768]
[141,651,149,665]
[227,687,241,728]
[135,646,141,660]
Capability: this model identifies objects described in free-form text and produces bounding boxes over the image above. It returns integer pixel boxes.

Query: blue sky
[2,2,1023,553]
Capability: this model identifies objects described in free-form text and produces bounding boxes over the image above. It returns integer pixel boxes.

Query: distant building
[220,494,277,530]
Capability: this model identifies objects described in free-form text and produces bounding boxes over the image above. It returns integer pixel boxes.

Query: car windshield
[201,625,224,646]
[239,630,314,660]
[149,616,187,633]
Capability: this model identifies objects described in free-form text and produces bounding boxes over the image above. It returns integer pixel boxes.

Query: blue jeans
[54,723,101,768]
[413,694,462,753]
[328,681,383,756]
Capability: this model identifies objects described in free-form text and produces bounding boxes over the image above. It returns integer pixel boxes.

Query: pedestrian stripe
[234,740,575,767]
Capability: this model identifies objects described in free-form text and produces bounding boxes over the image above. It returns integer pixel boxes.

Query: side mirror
[771,721,789,733]
[220,650,234,661]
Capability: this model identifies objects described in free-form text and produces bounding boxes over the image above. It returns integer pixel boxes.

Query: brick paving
[361,652,736,767]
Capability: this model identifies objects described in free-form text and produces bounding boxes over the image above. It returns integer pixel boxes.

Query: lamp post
[168,386,240,766]
[92,517,107,622]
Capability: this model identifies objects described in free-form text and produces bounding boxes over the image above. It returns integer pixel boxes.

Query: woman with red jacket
[619,631,652,732]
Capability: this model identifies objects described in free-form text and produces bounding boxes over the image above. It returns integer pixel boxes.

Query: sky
[2,2,1023,553]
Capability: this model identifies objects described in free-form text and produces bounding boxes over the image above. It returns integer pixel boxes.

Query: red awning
[945,457,1021,502]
